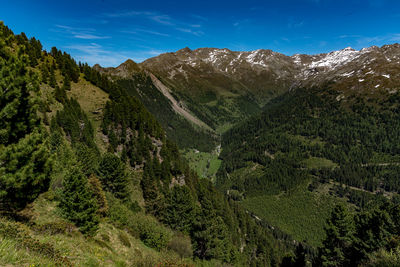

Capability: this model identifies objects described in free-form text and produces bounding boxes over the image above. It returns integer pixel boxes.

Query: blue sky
[2,0,400,66]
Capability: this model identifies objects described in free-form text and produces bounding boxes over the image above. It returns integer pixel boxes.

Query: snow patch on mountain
[245,50,270,68]
[308,47,361,70]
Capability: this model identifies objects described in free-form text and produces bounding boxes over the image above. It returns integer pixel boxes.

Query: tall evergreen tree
[351,208,393,265]
[97,153,129,199]
[59,168,99,236]
[49,66,57,88]
[0,36,52,212]
[163,185,196,233]
[319,204,354,267]
[62,75,71,91]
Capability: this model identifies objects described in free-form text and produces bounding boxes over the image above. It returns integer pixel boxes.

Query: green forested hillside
[0,22,296,266]
[218,84,400,264]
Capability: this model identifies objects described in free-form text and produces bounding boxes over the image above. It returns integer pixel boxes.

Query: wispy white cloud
[175,28,204,36]
[121,29,170,37]
[191,14,208,21]
[104,11,154,18]
[338,34,362,39]
[287,20,304,29]
[355,33,400,46]
[54,24,109,40]
[64,43,164,66]
[74,33,110,39]
[104,10,205,36]
[149,14,174,25]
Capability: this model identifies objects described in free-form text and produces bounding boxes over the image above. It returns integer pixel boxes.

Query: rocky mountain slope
[97,44,400,151]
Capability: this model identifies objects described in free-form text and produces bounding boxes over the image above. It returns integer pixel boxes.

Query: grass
[215,122,234,134]
[0,193,195,267]
[303,157,338,169]
[0,237,55,266]
[242,184,340,247]
[68,74,110,153]
[182,149,222,182]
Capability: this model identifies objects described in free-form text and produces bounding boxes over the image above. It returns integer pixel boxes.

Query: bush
[107,193,171,250]
[168,233,193,259]
[32,221,76,235]
[137,218,172,251]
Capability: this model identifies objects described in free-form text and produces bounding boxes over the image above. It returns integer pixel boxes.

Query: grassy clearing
[242,185,340,247]
[182,149,222,182]
[216,122,234,134]
[303,157,338,169]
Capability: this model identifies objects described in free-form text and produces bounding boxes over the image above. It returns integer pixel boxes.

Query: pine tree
[97,153,129,199]
[62,75,71,91]
[54,85,67,103]
[49,66,57,88]
[40,64,49,84]
[351,208,393,265]
[0,41,52,212]
[163,185,195,233]
[58,168,99,236]
[319,204,354,267]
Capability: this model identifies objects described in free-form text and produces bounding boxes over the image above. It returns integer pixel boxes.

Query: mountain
[216,56,400,263]
[0,22,294,266]
[101,43,400,263]
[96,44,400,153]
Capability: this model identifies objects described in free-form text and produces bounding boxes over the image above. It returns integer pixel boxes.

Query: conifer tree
[163,186,195,233]
[49,66,57,88]
[59,168,99,236]
[319,204,354,266]
[97,153,129,199]
[40,64,49,84]
[0,38,52,212]
[351,208,393,265]
[62,75,71,91]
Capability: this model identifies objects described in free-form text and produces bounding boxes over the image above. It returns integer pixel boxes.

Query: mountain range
[95,44,400,152]
[3,18,400,266]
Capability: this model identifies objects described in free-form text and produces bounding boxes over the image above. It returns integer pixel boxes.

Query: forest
[218,85,400,265]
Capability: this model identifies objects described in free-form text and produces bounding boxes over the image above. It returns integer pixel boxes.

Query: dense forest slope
[218,83,400,265]
[0,22,295,266]
[95,60,218,152]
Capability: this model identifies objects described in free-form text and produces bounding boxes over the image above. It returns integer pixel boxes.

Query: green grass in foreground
[183,149,222,182]
[242,185,341,247]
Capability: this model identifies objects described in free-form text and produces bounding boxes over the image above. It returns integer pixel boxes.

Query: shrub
[168,233,193,259]
[32,221,76,235]
[137,218,172,251]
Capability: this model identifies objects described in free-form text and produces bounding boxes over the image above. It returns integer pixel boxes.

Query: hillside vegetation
[0,22,297,266]
[218,84,400,265]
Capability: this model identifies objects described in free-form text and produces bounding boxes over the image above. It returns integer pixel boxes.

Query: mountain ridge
[95,43,400,146]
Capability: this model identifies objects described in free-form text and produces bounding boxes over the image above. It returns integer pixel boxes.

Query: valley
[2,13,400,265]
